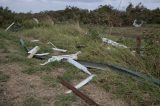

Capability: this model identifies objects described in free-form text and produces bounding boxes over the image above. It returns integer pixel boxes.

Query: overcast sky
[0,0,160,13]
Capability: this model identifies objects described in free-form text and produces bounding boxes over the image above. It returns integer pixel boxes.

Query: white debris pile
[102,38,128,48]
[24,39,94,93]
[40,50,94,92]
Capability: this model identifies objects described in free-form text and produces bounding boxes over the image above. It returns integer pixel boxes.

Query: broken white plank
[28,46,40,54]
[66,74,95,94]
[5,22,15,31]
[48,41,67,52]
[33,18,39,24]
[47,41,57,48]
[27,46,40,58]
[60,51,81,60]
[34,53,49,56]
[31,40,39,42]
[52,48,67,52]
[102,38,128,48]
[40,56,63,65]
[67,58,91,75]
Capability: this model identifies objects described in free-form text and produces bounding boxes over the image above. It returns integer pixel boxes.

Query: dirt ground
[0,63,128,106]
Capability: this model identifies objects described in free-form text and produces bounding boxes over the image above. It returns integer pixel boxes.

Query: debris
[77,60,160,86]
[20,38,29,52]
[40,51,81,65]
[59,77,100,106]
[133,19,143,27]
[52,48,67,52]
[48,41,57,48]
[34,53,49,56]
[31,40,39,42]
[40,56,63,65]
[5,22,15,31]
[102,38,128,48]
[48,41,67,52]
[40,51,91,75]
[60,51,81,60]
[28,46,40,58]
[67,58,91,75]
[33,18,39,24]
[20,39,46,60]
[66,74,95,94]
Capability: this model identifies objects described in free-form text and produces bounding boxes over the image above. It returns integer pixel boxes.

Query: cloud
[41,0,105,3]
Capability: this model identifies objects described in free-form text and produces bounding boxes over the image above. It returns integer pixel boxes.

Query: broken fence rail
[58,77,100,106]
[66,74,95,94]
[77,60,160,86]
[20,38,47,60]
[5,22,15,31]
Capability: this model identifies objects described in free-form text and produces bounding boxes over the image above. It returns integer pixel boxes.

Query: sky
[0,0,160,13]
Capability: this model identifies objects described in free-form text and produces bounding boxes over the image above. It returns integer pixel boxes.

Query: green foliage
[62,63,86,82]
[0,6,15,28]
[88,29,101,40]
[94,71,160,106]
[1,3,160,28]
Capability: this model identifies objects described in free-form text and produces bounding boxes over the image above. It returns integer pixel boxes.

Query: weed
[23,97,41,106]
[94,70,160,106]
[0,71,9,82]
[62,62,87,82]
[41,75,58,87]
[54,94,78,106]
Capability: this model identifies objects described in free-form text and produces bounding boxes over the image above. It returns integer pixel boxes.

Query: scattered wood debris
[33,18,39,24]
[102,38,128,48]
[5,22,15,31]
[67,58,91,75]
[34,53,49,56]
[28,46,40,58]
[66,74,95,94]
[59,77,100,106]
[31,40,39,42]
[48,41,67,52]
[40,51,81,65]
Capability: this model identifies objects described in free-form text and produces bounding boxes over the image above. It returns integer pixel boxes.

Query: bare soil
[0,63,128,106]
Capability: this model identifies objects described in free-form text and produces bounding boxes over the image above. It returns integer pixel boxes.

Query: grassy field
[0,24,160,106]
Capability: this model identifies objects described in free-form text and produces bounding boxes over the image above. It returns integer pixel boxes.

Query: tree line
[0,3,160,28]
